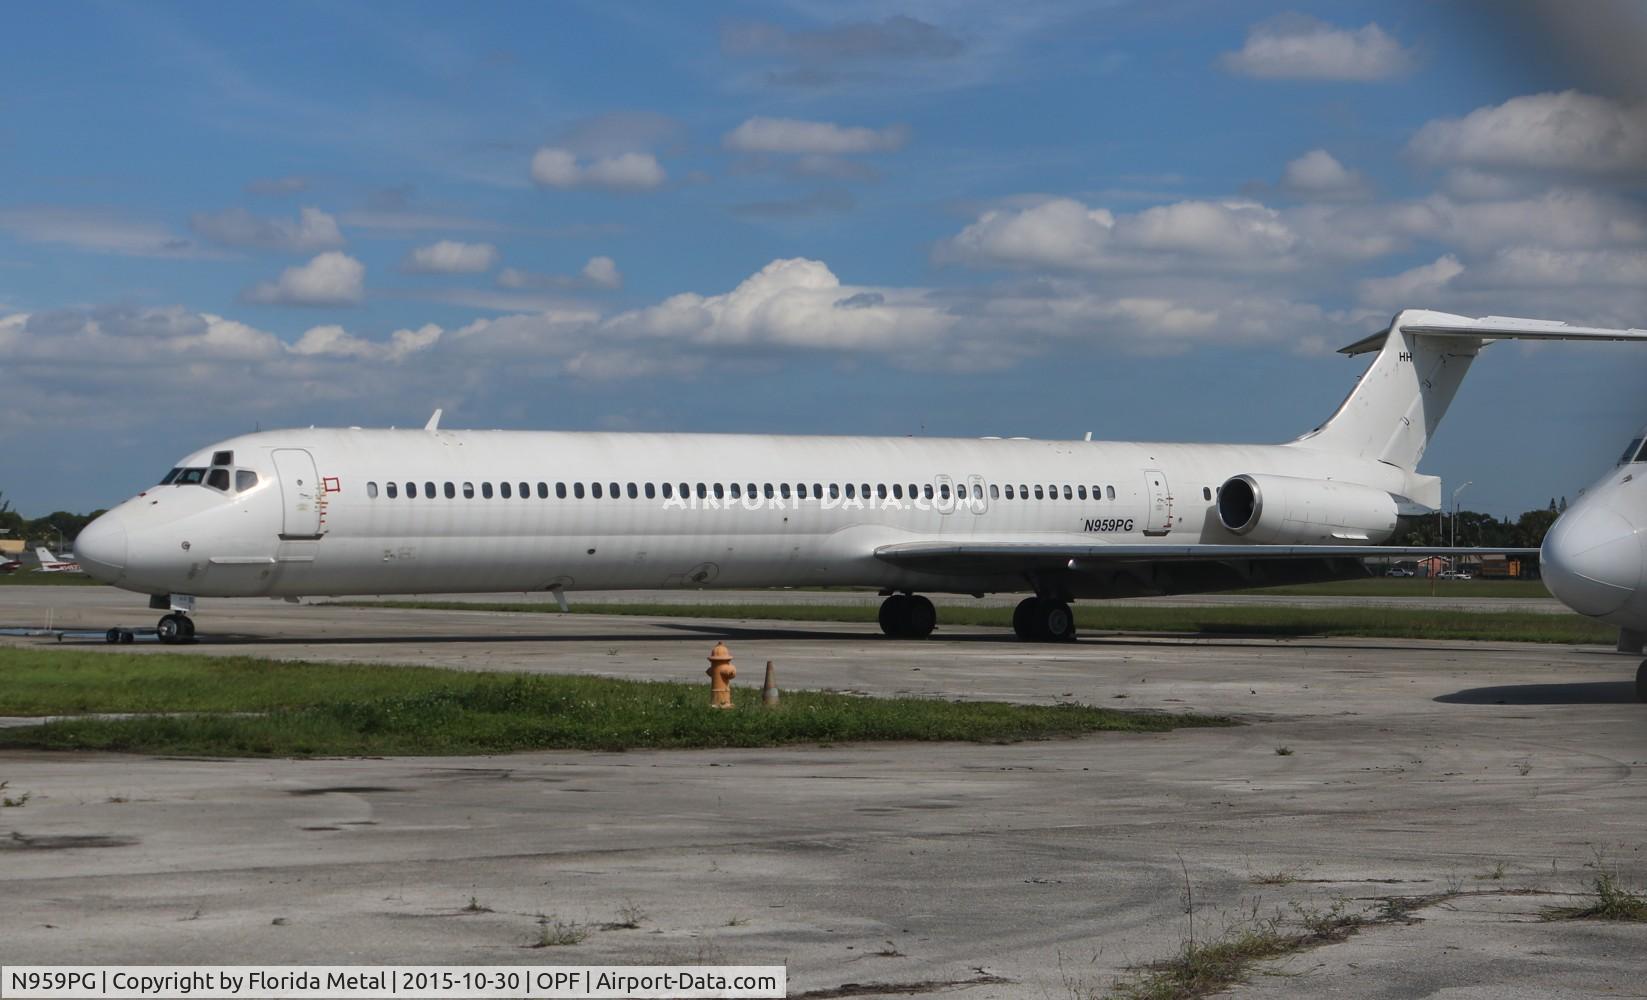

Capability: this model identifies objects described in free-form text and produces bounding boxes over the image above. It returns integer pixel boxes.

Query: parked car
[1384,567,1415,577]
[1438,570,1473,580]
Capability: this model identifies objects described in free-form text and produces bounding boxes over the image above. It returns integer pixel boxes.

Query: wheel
[903,596,937,638]
[106,628,122,645]
[1040,600,1077,642]
[878,595,912,637]
[1637,660,1647,703]
[120,630,135,644]
[1012,598,1041,640]
[178,616,196,642]
[157,614,183,644]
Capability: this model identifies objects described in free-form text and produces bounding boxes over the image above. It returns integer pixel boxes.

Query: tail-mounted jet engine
[1216,473,1400,545]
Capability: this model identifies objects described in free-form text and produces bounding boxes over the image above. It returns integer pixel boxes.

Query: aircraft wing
[874,540,1536,572]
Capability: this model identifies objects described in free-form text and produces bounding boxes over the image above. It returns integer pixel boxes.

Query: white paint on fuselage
[80,428,1416,600]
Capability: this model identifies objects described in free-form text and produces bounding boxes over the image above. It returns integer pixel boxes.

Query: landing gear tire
[1013,598,1077,642]
[120,630,135,644]
[1012,598,1039,640]
[157,613,196,645]
[106,628,122,645]
[1637,660,1647,703]
[878,594,937,638]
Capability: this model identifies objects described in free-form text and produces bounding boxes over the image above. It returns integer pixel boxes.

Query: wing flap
[875,540,1536,571]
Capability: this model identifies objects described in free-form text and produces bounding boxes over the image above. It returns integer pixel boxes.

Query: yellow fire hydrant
[707,641,736,709]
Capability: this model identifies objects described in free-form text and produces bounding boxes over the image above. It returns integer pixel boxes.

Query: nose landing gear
[156,613,196,644]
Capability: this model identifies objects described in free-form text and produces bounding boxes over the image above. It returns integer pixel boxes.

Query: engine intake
[1216,473,1399,545]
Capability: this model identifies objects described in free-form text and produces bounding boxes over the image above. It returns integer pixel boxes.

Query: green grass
[0,571,102,586]
[0,648,1229,757]
[336,600,1615,645]
[1242,577,1549,598]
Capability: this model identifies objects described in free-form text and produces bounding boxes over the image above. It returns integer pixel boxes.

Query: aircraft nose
[1541,504,1644,618]
[75,512,128,581]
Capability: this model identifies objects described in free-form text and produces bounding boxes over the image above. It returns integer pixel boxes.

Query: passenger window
[1202,486,1212,501]
[893,484,903,499]
[367,481,378,498]
[207,468,231,491]
[444,482,456,499]
[591,482,602,499]
[829,484,840,500]
[1019,484,1028,498]
[1034,485,1045,500]
[518,482,528,498]
[924,484,934,500]
[730,483,742,499]
[861,483,870,498]
[1062,485,1072,500]
[481,482,492,499]
[796,483,807,499]
[877,484,888,500]
[680,482,689,499]
[424,482,435,498]
[975,484,984,500]
[644,483,655,499]
[748,483,758,498]
[714,483,726,500]
[610,482,619,498]
[574,482,585,499]
[463,482,475,499]
[697,483,708,499]
[557,482,567,499]
[662,482,673,499]
[990,484,999,500]
[1078,485,1087,500]
[940,483,951,500]
[1106,485,1116,500]
[844,484,855,499]
[764,484,775,499]
[1005,485,1015,499]
[237,470,259,492]
[501,482,512,499]
[538,482,549,499]
[812,482,822,499]
[211,450,233,467]
[627,483,638,499]
[409,482,419,498]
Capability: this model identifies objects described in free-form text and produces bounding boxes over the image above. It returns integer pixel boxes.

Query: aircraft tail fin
[1290,309,1647,474]
[35,547,56,564]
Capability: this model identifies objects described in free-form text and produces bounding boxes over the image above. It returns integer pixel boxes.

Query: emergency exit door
[1143,468,1174,536]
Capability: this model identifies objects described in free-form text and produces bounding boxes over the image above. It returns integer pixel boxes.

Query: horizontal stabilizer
[1340,313,1647,356]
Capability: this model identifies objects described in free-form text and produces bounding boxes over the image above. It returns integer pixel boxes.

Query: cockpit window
[235,470,258,492]
[174,468,207,485]
[1621,438,1645,465]
[160,468,182,485]
[206,468,231,492]
[211,450,233,467]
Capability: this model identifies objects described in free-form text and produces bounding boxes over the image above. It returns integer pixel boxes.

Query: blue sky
[3,1,1645,517]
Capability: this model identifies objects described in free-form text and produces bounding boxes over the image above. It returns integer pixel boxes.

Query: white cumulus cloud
[1221,14,1413,81]
[189,206,345,253]
[290,323,442,361]
[723,117,909,155]
[1409,90,1647,175]
[530,148,667,191]
[497,256,623,291]
[401,240,500,274]
[1357,254,1465,304]
[242,251,365,307]
[1280,149,1369,199]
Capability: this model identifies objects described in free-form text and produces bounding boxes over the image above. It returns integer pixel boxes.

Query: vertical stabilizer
[1290,309,1484,472]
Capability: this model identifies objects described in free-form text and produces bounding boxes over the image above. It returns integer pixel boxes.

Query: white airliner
[1541,427,1647,701]
[33,547,81,573]
[73,308,1645,645]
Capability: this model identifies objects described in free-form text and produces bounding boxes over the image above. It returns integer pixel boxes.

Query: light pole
[1451,481,1473,553]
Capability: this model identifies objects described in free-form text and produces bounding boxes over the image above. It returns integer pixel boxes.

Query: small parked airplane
[1541,427,1647,700]
[33,547,81,573]
[0,553,19,573]
[73,308,1645,644]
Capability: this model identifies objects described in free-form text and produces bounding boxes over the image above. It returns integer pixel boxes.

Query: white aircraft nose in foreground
[1542,430,1647,699]
[76,308,1645,646]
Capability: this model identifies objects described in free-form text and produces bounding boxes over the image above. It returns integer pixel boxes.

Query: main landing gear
[1013,597,1077,642]
[878,594,937,638]
[156,613,196,644]
[1637,661,1647,703]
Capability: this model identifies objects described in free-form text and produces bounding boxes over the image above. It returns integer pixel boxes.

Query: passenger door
[272,448,325,539]
[1143,468,1173,536]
